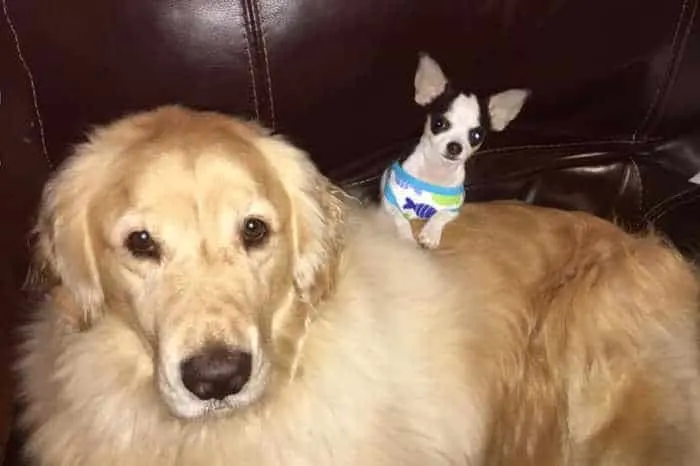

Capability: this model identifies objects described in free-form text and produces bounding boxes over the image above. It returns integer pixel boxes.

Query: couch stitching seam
[251,0,275,129]
[478,138,658,155]
[2,0,51,168]
[643,186,699,223]
[647,0,698,135]
[633,0,691,140]
[240,0,260,121]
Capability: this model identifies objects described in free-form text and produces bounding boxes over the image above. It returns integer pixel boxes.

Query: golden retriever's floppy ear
[254,136,345,302]
[29,142,109,329]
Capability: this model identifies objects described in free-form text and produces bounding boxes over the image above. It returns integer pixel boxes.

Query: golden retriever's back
[432,203,700,465]
[16,106,700,466]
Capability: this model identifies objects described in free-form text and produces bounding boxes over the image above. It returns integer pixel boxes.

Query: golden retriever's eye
[241,217,268,249]
[124,230,161,260]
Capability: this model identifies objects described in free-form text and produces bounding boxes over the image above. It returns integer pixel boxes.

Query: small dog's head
[30,106,344,420]
[414,53,529,163]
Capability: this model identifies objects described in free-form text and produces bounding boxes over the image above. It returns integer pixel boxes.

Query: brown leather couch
[3,0,700,463]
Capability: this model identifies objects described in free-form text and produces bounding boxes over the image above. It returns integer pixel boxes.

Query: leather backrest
[4,0,700,183]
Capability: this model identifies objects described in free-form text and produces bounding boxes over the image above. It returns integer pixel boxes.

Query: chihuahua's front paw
[417,222,444,249]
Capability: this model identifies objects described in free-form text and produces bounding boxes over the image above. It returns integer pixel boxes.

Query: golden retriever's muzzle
[152,284,272,419]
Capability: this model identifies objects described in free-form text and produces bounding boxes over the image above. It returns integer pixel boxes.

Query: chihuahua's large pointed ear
[414,53,449,106]
[488,89,531,132]
[28,142,107,329]
[254,135,345,303]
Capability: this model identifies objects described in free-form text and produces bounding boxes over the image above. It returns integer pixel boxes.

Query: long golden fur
[17,106,700,465]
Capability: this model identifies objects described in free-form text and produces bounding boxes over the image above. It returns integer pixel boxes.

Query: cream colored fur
[17,106,700,466]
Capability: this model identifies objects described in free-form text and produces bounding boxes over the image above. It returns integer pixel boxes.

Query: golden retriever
[16,105,700,465]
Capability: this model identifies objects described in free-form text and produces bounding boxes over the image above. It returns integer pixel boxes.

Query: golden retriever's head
[31,106,344,419]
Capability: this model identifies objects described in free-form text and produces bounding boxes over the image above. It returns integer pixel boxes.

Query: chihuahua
[381,53,530,248]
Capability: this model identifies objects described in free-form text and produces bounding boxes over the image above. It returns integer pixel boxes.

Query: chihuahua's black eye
[468,127,484,146]
[125,230,161,260]
[430,115,451,134]
[241,217,269,249]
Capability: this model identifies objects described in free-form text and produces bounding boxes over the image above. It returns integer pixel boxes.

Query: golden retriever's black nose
[180,346,252,400]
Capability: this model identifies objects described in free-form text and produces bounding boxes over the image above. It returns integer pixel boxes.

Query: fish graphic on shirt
[403,197,437,219]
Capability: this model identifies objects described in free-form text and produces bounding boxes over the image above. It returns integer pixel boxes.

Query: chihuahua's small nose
[446,142,462,156]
